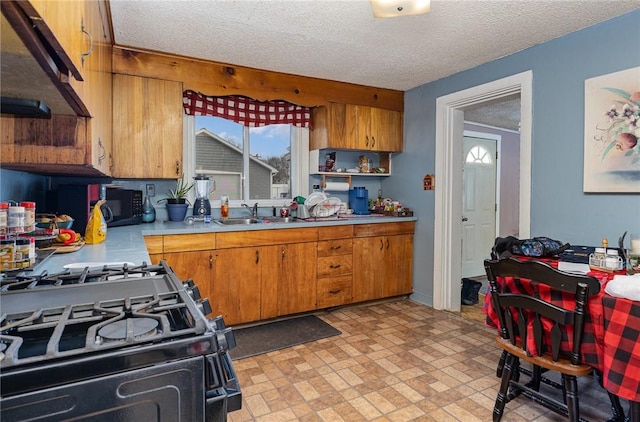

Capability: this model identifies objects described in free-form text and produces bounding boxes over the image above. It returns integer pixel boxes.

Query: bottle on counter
[221,195,229,220]
[142,196,156,223]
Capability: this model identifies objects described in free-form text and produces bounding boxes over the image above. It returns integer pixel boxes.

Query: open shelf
[310,150,391,176]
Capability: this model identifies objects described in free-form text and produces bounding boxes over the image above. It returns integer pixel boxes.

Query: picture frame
[583,66,640,193]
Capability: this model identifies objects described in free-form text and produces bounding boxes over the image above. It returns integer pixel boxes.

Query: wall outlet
[146,184,155,197]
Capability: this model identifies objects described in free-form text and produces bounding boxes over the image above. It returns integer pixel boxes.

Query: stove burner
[98,318,159,342]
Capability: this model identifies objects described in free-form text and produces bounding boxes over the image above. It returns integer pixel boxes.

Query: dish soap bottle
[142,196,156,223]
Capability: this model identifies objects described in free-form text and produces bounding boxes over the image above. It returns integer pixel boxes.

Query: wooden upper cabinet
[112,74,184,178]
[0,0,112,176]
[310,103,403,152]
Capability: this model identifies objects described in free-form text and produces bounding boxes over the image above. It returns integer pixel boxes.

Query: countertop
[30,215,417,274]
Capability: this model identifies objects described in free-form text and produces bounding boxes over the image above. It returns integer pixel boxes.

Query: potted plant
[158,178,193,221]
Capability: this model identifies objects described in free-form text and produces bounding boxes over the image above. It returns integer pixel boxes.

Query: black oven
[0,261,242,421]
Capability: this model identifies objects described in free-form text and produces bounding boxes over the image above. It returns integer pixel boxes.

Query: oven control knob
[216,327,237,351]
[187,285,202,300]
[196,298,212,316]
[208,315,227,330]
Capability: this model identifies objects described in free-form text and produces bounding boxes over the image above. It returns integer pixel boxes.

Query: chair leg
[531,364,542,391]
[494,353,516,422]
[595,369,626,421]
[630,400,640,422]
[605,391,626,422]
[496,350,507,377]
[563,374,580,422]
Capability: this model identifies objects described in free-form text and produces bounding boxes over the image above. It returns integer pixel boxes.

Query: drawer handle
[330,245,342,251]
[330,264,341,269]
[329,289,341,294]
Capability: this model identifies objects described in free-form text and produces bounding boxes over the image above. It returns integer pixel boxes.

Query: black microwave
[48,185,143,230]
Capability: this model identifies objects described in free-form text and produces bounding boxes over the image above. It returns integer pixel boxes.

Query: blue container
[349,187,370,215]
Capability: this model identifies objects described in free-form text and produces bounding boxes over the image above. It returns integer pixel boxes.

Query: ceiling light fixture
[370,0,431,18]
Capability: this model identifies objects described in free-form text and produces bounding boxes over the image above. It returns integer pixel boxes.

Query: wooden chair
[484,257,601,422]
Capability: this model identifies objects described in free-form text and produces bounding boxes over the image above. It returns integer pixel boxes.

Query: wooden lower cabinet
[163,250,214,316]
[144,222,413,324]
[212,247,279,325]
[352,222,414,303]
[277,242,318,315]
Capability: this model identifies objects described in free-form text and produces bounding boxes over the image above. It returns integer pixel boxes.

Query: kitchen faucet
[242,203,259,218]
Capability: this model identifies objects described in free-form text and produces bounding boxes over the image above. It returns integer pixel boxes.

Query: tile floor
[227,298,616,421]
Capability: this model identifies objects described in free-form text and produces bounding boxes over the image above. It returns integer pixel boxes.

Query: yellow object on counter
[85,200,107,245]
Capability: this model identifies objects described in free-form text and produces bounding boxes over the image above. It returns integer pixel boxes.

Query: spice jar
[605,249,623,270]
[0,202,8,235]
[7,206,25,234]
[20,201,36,232]
[0,238,14,270]
[14,238,31,268]
[590,247,606,268]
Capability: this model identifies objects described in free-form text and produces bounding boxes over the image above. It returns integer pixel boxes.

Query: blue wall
[0,169,49,206]
[386,10,640,306]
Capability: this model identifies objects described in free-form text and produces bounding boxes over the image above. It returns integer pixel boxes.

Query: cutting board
[38,239,85,254]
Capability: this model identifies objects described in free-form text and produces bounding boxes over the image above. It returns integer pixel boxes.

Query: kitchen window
[183,115,309,207]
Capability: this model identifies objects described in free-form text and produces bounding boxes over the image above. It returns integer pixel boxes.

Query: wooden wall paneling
[112,46,403,111]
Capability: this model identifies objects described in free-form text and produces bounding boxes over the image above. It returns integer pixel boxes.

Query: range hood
[1,97,51,118]
[0,2,85,117]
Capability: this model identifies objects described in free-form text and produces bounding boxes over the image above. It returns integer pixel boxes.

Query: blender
[193,174,214,217]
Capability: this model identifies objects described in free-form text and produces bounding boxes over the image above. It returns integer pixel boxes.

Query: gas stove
[0,261,241,421]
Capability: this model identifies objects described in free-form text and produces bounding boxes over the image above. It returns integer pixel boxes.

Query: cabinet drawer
[317,275,352,308]
[216,227,318,248]
[317,239,352,257]
[144,235,163,255]
[353,222,415,237]
[317,255,352,277]
[163,233,216,253]
[318,225,353,240]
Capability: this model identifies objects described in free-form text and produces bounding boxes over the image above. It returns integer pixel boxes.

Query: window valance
[182,90,311,128]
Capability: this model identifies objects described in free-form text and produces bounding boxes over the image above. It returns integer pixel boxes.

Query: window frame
[183,115,309,208]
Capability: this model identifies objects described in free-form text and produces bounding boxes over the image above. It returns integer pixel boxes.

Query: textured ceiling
[109,0,640,92]
[465,95,521,131]
[109,0,639,131]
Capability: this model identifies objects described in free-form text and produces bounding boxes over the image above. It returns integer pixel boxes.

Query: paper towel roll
[324,182,350,191]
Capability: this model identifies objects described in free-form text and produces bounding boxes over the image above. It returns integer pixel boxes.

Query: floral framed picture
[583,66,640,192]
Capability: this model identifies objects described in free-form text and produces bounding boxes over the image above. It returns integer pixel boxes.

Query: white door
[462,137,497,278]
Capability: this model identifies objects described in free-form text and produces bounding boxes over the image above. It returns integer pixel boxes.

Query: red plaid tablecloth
[483,258,640,402]
[602,295,640,402]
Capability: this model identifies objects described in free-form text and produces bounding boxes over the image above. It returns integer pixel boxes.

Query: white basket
[310,197,342,218]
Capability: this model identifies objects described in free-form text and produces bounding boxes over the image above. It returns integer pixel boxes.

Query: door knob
[462,217,469,222]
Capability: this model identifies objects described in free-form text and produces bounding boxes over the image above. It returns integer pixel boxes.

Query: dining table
[483,255,640,422]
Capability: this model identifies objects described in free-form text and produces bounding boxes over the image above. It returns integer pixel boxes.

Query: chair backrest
[484,258,601,365]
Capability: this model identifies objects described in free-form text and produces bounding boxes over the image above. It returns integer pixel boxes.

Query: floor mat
[229,315,341,360]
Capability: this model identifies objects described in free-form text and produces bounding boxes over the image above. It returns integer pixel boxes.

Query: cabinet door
[81,0,112,174]
[382,234,413,296]
[278,242,317,315]
[345,104,373,150]
[212,248,264,325]
[352,236,385,302]
[370,108,403,152]
[29,0,85,80]
[112,75,183,178]
[163,250,213,316]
